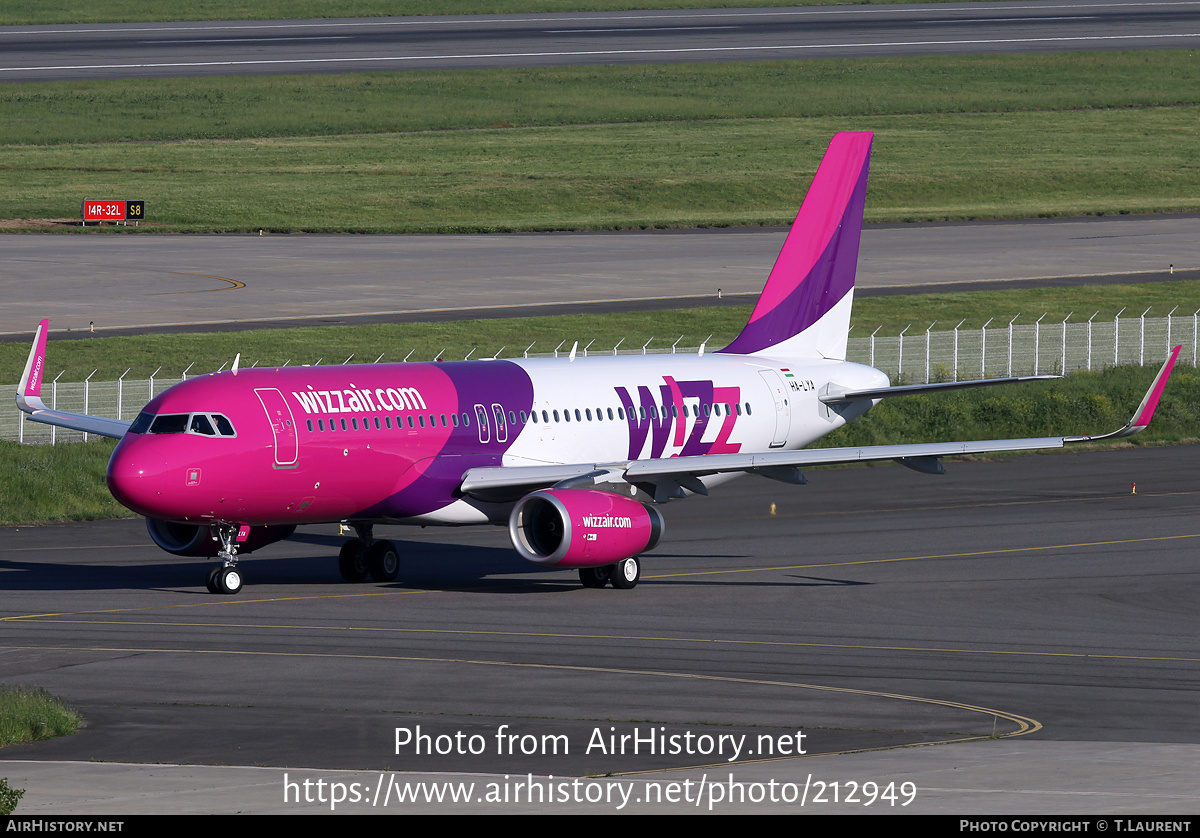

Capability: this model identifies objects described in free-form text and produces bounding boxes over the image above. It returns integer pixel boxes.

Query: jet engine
[507,488,664,568]
[146,518,296,556]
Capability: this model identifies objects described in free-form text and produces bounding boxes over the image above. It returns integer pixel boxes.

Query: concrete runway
[3,214,1199,339]
[2,0,1199,81]
[2,446,1198,813]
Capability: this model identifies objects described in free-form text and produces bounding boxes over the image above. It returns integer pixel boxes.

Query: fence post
[117,368,130,420]
[52,372,63,446]
[898,325,910,379]
[1060,312,1071,374]
[870,326,881,369]
[524,342,536,359]
[1166,306,1178,359]
[1034,314,1045,376]
[149,366,161,402]
[612,338,624,356]
[925,322,936,383]
[1007,314,1020,378]
[1112,312,1119,367]
[642,338,654,355]
[952,320,965,381]
[1086,312,1097,371]
[83,369,96,442]
[1139,307,1151,366]
[980,318,993,378]
[671,335,683,355]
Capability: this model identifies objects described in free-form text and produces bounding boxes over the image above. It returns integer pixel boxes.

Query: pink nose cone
[106,444,170,518]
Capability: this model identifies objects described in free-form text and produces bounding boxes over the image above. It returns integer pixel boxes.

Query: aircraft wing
[461,346,1180,503]
[15,319,131,440]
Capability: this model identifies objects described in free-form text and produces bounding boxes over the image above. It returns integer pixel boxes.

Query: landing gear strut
[204,524,245,595]
[338,524,400,583]
[578,556,640,590]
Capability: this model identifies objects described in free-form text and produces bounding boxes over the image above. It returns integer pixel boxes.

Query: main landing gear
[205,524,245,595]
[338,523,400,583]
[578,556,640,590]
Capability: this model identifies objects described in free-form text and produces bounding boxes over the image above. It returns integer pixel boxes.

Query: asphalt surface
[2,446,1199,813]
[3,214,1199,340]
[2,0,1199,80]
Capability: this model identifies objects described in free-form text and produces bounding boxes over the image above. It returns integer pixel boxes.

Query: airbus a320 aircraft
[16,132,1180,595]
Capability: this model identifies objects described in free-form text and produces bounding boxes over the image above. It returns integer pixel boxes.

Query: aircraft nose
[106,442,170,517]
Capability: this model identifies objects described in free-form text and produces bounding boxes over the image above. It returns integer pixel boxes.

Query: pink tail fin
[720,131,872,359]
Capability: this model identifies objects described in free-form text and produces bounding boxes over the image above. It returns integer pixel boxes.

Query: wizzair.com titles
[580,514,633,529]
[291,385,427,416]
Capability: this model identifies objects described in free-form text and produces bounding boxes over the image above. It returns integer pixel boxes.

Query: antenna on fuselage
[231,353,241,375]
[568,341,578,362]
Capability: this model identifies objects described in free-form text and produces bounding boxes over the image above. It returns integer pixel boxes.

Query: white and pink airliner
[16,132,1180,594]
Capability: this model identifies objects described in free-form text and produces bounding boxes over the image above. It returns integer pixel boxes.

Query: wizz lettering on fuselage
[616,377,743,460]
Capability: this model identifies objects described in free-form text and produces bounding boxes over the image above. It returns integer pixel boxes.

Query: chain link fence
[7,313,1196,444]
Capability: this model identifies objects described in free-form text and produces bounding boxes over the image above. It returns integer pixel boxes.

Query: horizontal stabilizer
[820,375,1059,404]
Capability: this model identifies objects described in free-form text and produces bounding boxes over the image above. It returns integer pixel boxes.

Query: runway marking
[746,488,1200,521]
[652,531,1200,579]
[148,272,245,295]
[3,32,1199,74]
[7,615,1198,664]
[142,37,353,44]
[0,642,1043,752]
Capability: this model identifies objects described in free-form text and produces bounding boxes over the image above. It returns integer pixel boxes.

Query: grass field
[2,52,1198,231]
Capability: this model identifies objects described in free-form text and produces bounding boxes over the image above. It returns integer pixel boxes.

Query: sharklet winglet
[16,318,49,412]
[16,318,130,439]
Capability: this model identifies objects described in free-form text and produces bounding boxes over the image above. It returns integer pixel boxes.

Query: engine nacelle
[146,518,296,557]
[508,489,664,568]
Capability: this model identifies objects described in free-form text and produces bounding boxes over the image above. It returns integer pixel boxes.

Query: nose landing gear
[204,524,246,595]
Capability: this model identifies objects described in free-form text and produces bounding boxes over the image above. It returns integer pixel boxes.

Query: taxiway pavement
[2,446,1198,813]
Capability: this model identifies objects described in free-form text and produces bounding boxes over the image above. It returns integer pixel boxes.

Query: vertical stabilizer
[720,131,873,359]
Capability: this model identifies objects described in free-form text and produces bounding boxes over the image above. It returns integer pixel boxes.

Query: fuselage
[105,352,888,528]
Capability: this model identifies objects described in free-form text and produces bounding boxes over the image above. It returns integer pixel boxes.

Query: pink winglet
[1131,344,1181,431]
[19,318,49,400]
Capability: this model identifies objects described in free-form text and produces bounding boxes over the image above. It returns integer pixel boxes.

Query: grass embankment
[0,686,83,746]
[2,52,1198,231]
[0,0,978,26]
[0,438,124,522]
[3,280,1200,383]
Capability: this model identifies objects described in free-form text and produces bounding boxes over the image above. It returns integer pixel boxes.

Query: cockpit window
[149,414,188,434]
[129,411,153,434]
[136,412,237,437]
[190,414,216,436]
